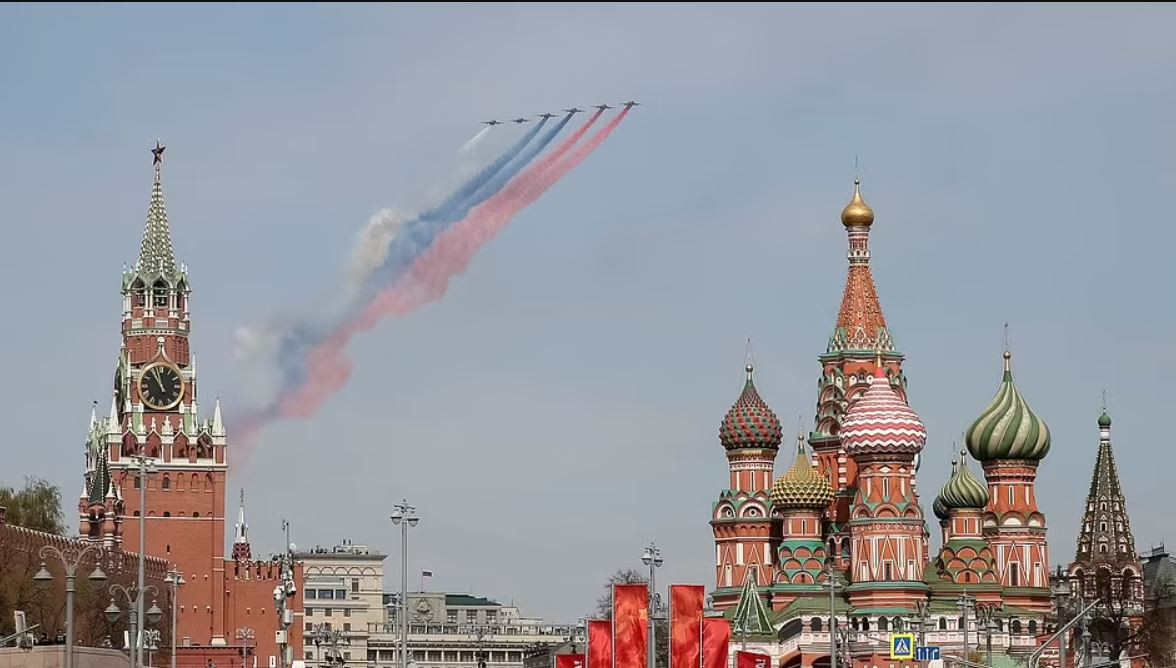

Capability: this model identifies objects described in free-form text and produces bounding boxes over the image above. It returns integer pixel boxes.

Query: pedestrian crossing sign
[889,633,915,660]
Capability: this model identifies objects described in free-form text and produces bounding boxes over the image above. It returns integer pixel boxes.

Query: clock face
[138,363,184,410]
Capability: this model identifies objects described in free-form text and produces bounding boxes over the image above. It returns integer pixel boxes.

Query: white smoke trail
[459,125,492,153]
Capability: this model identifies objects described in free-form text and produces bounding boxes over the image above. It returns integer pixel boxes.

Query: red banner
[702,618,731,668]
[735,652,770,668]
[558,655,587,668]
[613,584,649,668]
[588,620,612,668]
[670,585,705,668]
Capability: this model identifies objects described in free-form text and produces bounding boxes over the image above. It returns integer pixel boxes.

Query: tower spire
[136,140,177,276]
[232,488,252,561]
[831,177,891,353]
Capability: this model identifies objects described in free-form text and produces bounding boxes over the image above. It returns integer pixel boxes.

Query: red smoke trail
[277,108,628,419]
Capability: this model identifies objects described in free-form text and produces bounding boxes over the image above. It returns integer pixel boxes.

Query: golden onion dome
[840,179,874,228]
[770,435,835,510]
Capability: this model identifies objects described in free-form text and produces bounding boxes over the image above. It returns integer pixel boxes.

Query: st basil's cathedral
[708,181,1146,668]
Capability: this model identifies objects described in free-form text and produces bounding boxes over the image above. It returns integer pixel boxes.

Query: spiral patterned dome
[965,352,1051,461]
[938,449,990,511]
[840,366,926,455]
[719,364,783,450]
[932,494,951,522]
[771,435,835,510]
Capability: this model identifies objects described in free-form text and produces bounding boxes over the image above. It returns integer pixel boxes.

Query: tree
[0,478,65,535]
[592,569,669,668]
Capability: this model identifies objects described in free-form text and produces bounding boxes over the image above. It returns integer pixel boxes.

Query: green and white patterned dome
[937,449,990,511]
[965,351,1050,461]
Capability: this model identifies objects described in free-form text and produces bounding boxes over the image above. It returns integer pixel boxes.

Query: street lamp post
[131,452,157,668]
[106,584,163,668]
[237,628,256,668]
[391,500,419,668]
[33,544,108,668]
[271,526,297,668]
[957,593,975,659]
[641,543,663,668]
[142,629,161,667]
[913,600,931,650]
[165,568,185,668]
[310,623,350,667]
[1053,572,1072,668]
[825,543,842,668]
[973,603,1000,668]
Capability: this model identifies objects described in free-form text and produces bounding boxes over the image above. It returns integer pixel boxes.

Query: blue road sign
[890,634,914,660]
[915,646,942,661]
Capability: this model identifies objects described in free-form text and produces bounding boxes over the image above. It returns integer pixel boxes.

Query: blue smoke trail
[356,113,573,304]
[267,117,568,400]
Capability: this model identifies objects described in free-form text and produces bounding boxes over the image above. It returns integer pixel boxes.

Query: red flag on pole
[735,652,770,668]
[670,586,705,668]
[558,655,587,668]
[613,584,649,668]
[588,620,612,668]
[702,618,731,668]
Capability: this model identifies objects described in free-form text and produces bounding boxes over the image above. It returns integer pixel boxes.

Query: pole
[170,580,178,668]
[131,607,140,668]
[1060,625,1067,668]
[649,558,658,668]
[65,568,75,668]
[137,454,150,668]
[402,518,409,668]
[829,566,836,668]
[984,624,991,668]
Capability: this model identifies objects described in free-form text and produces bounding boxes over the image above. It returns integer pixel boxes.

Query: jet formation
[481,102,638,126]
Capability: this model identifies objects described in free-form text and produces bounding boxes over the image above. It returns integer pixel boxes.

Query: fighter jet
[620,100,641,108]
[511,117,530,124]
[482,120,504,126]
[564,107,584,114]
[536,112,557,120]
[593,104,613,111]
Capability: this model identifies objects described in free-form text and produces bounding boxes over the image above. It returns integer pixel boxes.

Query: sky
[1,3,1175,623]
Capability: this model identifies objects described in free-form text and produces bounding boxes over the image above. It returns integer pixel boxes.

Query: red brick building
[76,143,303,667]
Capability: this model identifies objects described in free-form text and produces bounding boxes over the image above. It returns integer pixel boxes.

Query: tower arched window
[1010,563,1020,587]
[1028,620,1037,634]
[938,617,947,630]
[1101,522,1107,532]
[878,617,889,632]
[152,280,170,308]
[193,512,200,518]
[810,617,822,632]
[205,473,213,492]
[130,279,146,308]
[162,476,170,490]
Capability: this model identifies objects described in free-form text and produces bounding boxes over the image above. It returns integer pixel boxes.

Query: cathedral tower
[712,362,783,608]
[768,435,835,609]
[1067,410,1144,624]
[929,450,1001,606]
[965,350,1052,614]
[840,363,929,610]
[80,143,231,646]
[810,180,912,569]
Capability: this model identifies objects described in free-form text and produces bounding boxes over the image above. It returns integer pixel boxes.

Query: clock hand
[153,368,166,393]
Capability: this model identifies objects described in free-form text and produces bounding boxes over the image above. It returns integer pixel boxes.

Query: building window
[938,617,947,630]
[193,512,200,518]
[1008,485,1015,506]
[1100,522,1107,532]
[344,623,351,632]
[322,589,334,600]
[466,611,477,623]
[162,476,170,490]
[163,511,170,517]
[325,609,333,617]
[353,579,360,593]
[134,476,141,489]
[487,610,498,622]
[306,608,314,616]
[883,562,893,580]
[344,609,351,617]
[811,617,822,632]
[1010,563,1020,587]
[306,623,313,632]
[448,611,458,624]
[133,511,140,517]
[307,590,317,599]
[878,617,889,631]
[336,589,347,599]
[882,478,890,500]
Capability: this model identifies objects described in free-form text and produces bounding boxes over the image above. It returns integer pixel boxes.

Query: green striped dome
[965,352,1050,461]
[938,450,990,511]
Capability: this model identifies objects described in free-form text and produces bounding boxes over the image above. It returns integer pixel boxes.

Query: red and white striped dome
[840,367,926,455]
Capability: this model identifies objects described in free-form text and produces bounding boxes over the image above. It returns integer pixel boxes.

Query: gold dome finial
[841,178,874,228]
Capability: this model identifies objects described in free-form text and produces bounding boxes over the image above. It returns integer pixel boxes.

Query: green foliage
[0,477,65,535]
